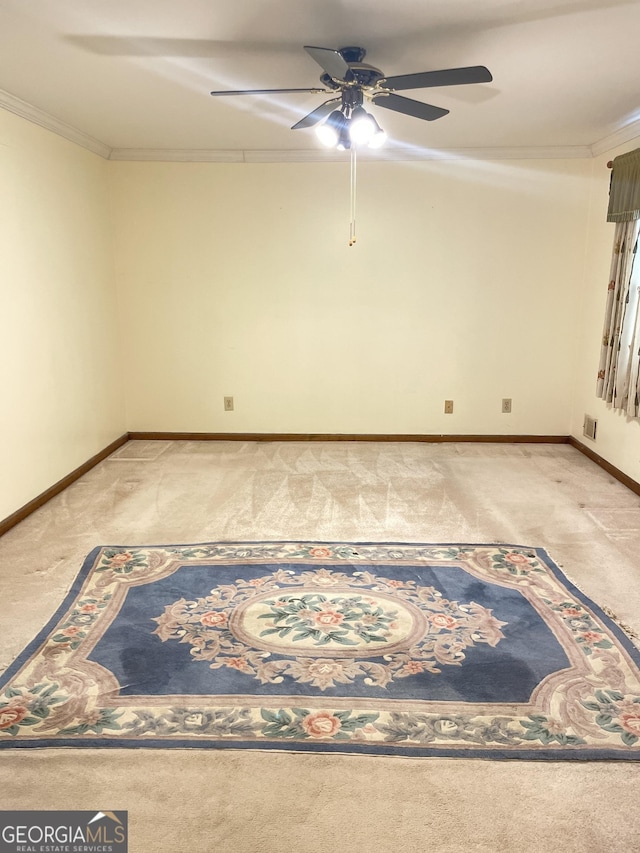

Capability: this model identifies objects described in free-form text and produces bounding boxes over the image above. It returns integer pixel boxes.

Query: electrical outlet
[444,400,454,414]
[224,396,234,412]
[502,398,512,414]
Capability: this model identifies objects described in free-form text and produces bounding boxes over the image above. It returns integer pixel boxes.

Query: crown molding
[0,87,112,159]
[590,119,640,157]
[108,144,592,163]
[1,84,637,164]
[245,145,592,162]
[108,148,244,162]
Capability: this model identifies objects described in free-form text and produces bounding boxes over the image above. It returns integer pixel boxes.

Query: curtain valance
[607,147,640,222]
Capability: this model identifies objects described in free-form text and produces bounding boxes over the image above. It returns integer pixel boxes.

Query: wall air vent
[583,415,597,441]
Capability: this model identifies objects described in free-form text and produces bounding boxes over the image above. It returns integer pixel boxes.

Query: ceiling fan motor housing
[338,46,367,63]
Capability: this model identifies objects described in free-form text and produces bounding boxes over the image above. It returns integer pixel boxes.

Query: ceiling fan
[210,45,493,149]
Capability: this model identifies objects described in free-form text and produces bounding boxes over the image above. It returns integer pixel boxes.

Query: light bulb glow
[368,127,387,149]
[316,123,339,147]
[349,108,376,145]
[315,110,346,148]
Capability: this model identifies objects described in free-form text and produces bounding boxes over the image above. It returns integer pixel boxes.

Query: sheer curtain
[596,150,640,417]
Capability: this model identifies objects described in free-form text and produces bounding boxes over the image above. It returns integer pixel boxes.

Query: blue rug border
[2,540,639,760]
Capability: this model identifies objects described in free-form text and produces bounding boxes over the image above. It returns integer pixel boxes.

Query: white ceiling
[1,0,639,160]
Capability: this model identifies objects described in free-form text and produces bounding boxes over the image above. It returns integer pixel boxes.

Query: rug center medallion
[152,566,508,690]
[232,589,422,657]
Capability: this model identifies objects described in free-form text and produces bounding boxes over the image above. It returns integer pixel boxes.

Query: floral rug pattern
[1,542,639,759]
[152,564,507,691]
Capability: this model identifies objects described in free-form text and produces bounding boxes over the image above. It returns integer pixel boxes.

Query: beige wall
[111,158,592,435]
[0,110,124,520]
[3,109,638,523]
[571,144,640,482]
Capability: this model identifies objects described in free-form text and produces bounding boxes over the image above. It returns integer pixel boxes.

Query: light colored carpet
[1,440,639,852]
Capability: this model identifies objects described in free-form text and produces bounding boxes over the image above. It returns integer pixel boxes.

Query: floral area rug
[2,542,640,759]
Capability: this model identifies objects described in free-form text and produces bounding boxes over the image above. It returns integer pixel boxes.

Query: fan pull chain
[349,145,357,246]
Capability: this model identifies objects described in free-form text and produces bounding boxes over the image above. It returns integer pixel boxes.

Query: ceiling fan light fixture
[367,117,387,149]
[315,109,346,147]
[348,106,377,145]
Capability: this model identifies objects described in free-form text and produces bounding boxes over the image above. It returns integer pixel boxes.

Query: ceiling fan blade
[291,98,341,130]
[210,87,329,96]
[304,45,353,82]
[382,66,493,91]
[372,92,449,121]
